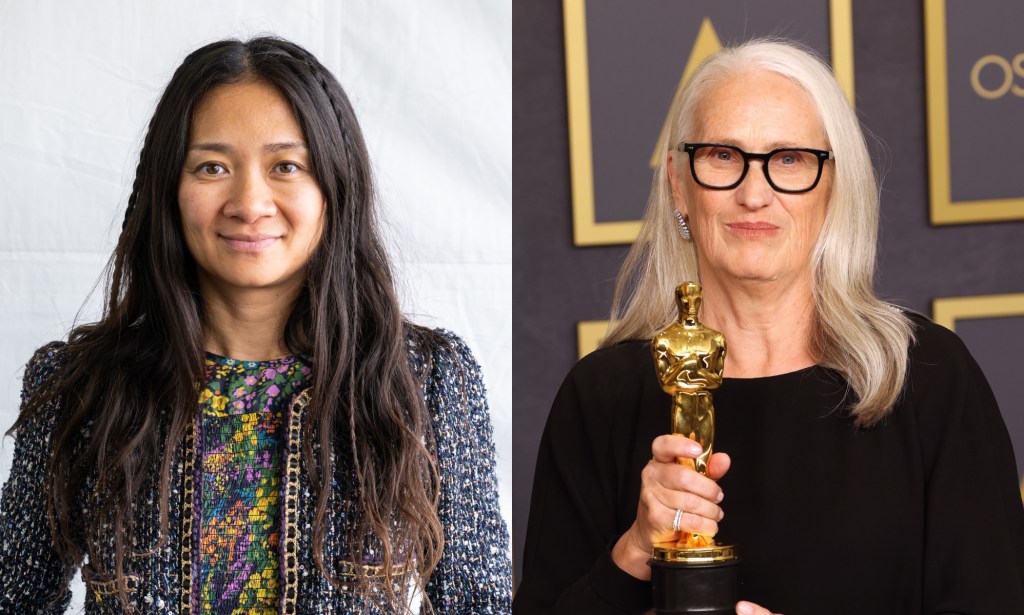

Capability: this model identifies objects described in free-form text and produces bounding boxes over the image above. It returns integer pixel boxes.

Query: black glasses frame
[678,142,833,194]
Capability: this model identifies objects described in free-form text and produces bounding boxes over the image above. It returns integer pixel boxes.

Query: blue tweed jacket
[0,330,511,613]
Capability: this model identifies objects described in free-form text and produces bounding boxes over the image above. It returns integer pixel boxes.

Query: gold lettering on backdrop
[649,17,722,169]
[969,53,1024,99]
[924,0,1024,223]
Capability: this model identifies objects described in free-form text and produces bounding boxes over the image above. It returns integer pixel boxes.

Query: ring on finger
[671,508,684,532]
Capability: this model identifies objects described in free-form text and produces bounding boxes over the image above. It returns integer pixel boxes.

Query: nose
[735,160,774,209]
[223,168,276,222]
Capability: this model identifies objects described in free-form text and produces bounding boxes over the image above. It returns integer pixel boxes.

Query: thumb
[736,600,775,615]
[707,451,731,481]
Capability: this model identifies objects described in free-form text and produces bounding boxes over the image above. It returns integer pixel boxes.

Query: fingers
[651,436,732,480]
[708,451,731,480]
[668,503,720,537]
[651,483,723,530]
[646,451,724,504]
[632,436,732,554]
[651,434,704,463]
[638,484,721,538]
[736,601,778,615]
[639,450,725,539]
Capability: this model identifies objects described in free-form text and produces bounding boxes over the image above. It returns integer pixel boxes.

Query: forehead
[190,80,304,140]
[692,70,826,147]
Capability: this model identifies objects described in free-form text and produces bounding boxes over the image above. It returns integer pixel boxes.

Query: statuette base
[648,547,740,615]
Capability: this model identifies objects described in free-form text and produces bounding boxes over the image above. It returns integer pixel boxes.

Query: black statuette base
[648,557,741,615]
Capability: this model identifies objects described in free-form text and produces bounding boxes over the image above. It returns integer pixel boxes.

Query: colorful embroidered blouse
[195,353,311,614]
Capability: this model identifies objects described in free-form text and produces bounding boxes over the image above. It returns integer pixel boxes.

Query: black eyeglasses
[678,142,834,193]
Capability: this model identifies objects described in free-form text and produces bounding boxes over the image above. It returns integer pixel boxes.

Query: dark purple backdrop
[512,0,1024,587]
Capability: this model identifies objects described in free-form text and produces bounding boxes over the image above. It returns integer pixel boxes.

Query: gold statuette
[651,282,734,563]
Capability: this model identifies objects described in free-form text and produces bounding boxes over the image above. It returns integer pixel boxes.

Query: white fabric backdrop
[0,1,511,608]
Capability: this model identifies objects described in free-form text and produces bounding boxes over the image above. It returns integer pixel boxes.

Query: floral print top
[195,353,311,614]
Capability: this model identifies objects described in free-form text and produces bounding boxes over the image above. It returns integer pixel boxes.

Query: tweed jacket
[0,330,511,614]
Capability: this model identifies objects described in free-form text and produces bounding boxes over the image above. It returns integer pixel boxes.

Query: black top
[514,313,1024,614]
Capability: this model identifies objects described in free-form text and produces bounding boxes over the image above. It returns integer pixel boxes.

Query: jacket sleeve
[0,343,75,613]
[512,358,652,614]
[422,330,512,614]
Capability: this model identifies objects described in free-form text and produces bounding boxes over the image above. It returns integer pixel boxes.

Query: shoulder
[407,327,499,463]
[20,341,69,407]
[405,325,491,431]
[7,341,69,452]
[541,339,655,432]
[563,339,651,395]
[405,325,483,388]
[901,310,976,375]
[897,309,997,430]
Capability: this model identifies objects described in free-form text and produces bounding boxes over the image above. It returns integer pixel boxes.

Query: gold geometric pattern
[564,0,855,246]
[932,292,1024,500]
[924,0,1024,224]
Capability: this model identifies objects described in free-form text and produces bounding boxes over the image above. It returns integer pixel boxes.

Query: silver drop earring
[674,210,691,241]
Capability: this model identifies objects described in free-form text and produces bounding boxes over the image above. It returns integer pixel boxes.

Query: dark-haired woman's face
[178,80,325,300]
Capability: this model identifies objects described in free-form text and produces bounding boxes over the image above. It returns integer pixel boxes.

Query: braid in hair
[109,156,147,316]
[283,44,443,611]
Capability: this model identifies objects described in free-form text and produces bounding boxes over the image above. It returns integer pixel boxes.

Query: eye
[198,162,226,175]
[274,162,300,174]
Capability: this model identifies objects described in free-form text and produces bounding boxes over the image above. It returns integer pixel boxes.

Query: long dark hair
[13,37,443,611]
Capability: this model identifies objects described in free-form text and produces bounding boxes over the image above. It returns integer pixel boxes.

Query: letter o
[971,54,1013,99]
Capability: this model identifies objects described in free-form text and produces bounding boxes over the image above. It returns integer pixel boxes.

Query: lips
[726,221,779,237]
[220,233,281,252]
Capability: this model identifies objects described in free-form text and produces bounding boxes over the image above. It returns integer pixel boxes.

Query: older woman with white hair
[514,39,1024,614]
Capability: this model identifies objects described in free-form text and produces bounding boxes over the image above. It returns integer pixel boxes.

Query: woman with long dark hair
[0,37,510,613]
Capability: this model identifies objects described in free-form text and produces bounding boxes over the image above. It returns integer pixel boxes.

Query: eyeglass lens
[690,145,821,192]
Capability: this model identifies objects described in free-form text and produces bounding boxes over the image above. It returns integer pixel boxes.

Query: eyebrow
[700,139,816,151]
[187,141,308,153]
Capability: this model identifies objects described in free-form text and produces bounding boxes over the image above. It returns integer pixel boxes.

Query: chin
[213,271,298,292]
[718,262,785,283]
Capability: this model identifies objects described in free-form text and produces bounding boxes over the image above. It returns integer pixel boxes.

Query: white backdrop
[0,1,511,609]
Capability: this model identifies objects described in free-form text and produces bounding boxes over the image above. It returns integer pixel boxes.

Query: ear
[666,149,689,218]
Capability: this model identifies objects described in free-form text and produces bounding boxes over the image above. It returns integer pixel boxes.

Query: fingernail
[716,491,724,503]
[737,603,753,615]
[688,443,703,456]
[718,510,724,521]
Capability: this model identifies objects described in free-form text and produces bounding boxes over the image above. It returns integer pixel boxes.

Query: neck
[198,277,301,361]
[697,273,816,378]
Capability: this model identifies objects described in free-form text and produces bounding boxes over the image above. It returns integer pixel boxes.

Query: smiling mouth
[220,234,280,252]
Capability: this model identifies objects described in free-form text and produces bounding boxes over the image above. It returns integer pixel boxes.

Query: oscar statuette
[649,282,739,614]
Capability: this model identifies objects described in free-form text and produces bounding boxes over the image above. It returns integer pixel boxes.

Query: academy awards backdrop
[514,0,1024,586]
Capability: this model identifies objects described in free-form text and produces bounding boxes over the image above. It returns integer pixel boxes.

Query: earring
[674,210,691,241]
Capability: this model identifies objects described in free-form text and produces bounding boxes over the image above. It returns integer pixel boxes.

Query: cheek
[312,207,326,243]
[176,183,214,249]
[295,187,327,243]
[685,192,724,233]
[282,192,326,260]
[797,196,829,244]
[300,212,324,255]
[177,200,202,238]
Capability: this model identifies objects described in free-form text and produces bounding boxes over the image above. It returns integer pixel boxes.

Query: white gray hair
[602,38,913,426]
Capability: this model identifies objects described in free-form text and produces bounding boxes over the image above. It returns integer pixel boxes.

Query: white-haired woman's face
[668,70,831,289]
